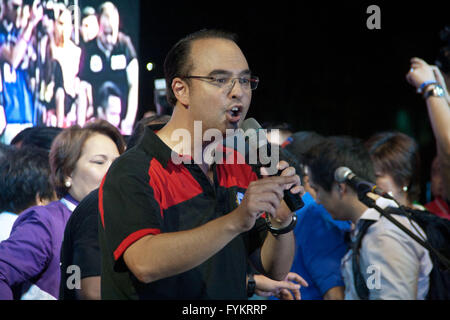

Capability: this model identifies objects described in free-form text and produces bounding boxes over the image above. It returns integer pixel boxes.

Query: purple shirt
[0,195,78,299]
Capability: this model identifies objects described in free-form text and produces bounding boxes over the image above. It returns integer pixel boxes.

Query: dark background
[136,1,449,203]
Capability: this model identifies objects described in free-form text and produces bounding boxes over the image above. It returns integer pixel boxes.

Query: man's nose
[228,79,245,98]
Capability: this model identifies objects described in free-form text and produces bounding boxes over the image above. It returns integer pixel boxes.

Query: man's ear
[171,77,190,108]
[336,182,347,198]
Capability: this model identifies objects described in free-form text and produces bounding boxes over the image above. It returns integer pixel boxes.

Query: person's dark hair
[282,131,326,180]
[0,142,14,160]
[49,120,126,198]
[365,131,421,203]
[0,146,55,213]
[306,136,376,192]
[126,114,171,149]
[11,126,63,152]
[164,29,238,107]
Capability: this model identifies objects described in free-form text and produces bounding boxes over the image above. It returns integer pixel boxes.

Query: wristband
[417,80,437,94]
[266,213,297,236]
[247,273,256,297]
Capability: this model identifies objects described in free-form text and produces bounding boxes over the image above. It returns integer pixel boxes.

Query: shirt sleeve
[100,153,163,268]
[120,33,137,65]
[0,208,53,299]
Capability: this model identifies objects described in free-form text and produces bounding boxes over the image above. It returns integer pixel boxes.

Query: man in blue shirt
[277,132,351,300]
[292,191,351,299]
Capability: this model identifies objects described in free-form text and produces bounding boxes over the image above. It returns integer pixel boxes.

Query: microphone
[242,118,304,212]
[334,167,394,200]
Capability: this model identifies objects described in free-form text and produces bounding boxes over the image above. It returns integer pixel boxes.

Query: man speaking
[98,29,302,299]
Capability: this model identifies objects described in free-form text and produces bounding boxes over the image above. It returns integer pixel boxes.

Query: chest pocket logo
[111,54,127,71]
[90,55,103,73]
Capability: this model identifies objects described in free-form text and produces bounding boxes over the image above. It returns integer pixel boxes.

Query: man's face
[308,170,345,220]
[5,0,22,22]
[184,38,252,134]
[99,13,119,51]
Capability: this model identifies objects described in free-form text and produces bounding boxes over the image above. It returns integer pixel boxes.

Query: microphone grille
[334,167,352,183]
[242,118,262,131]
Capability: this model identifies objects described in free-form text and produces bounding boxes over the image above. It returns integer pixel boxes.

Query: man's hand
[254,272,308,300]
[232,171,300,233]
[261,161,303,228]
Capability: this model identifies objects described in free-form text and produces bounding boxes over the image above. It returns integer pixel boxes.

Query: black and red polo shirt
[98,125,267,299]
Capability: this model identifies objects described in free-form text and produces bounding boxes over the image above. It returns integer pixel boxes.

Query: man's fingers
[286,272,309,287]
[289,185,304,195]
[276,161,290,171]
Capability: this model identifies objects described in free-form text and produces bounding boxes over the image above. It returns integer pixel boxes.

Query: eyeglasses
[183,75,260,91]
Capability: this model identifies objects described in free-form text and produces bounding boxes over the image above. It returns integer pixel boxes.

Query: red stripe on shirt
[113,228,161,261]
[217,145,258,189]
[217,163,258,189]
[148,158,203,217]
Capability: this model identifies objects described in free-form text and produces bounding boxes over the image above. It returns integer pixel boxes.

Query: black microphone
[242,118,304,212]
[334,167,394,200]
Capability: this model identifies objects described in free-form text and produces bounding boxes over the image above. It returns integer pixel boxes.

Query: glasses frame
[182,75,260,91]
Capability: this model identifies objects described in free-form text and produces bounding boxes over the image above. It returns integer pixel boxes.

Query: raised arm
[406,57,450,201]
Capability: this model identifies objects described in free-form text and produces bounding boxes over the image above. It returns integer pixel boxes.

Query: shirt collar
[60,194,80,212]
[139,124,173,168]
[139,124,246,169]
[356,196,399,229]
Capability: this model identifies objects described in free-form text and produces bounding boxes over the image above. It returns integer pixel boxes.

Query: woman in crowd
[0,120,125,299]
[365,131,425,210]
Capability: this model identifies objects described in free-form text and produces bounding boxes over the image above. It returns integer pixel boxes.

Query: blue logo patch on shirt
[236,192,244,205]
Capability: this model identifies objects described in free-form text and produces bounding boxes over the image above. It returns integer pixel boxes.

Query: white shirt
[341,197,433,300]
[0,212,18,242]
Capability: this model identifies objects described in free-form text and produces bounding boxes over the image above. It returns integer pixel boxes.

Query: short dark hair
[126,114,171,149]
[0,146,55,213]
[163,29,238,107]
[11,126,63,152]
[306,136,376,192]
[0,142,13,159]
[282,131,326,180]
[365,131,421,203]
[49,120,126,198]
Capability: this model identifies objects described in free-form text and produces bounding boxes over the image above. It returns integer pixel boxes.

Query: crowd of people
[0,0,138,145]
[0,22,449,301]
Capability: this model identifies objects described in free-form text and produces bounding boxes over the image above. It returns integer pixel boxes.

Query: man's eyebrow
[207,69,252,76]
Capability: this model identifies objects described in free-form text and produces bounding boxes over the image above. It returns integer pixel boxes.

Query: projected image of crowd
[0,0,138,144]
